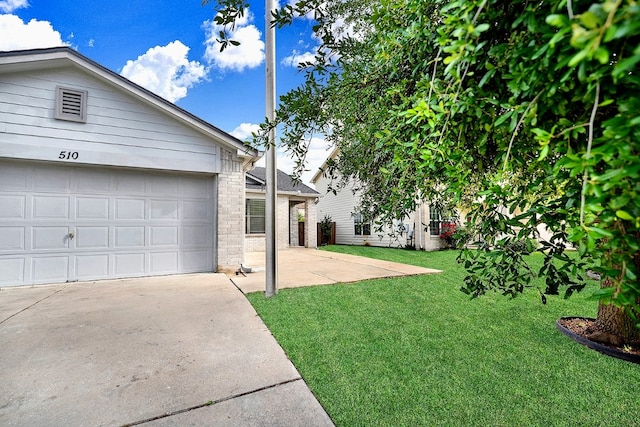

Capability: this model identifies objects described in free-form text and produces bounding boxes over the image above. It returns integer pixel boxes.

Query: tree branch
[502,90,543,171]
[567,0,574,20]
[580,82,600,226]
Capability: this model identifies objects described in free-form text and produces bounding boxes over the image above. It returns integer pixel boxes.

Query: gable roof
[310,147,339,184]
[0,47,258,159]
[247,167,319,197]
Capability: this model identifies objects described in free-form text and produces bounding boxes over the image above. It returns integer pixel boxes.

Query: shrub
[440,222,457,248]
[319,214,333,245]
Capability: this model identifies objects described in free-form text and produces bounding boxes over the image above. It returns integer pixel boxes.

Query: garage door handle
[68,232,75,239]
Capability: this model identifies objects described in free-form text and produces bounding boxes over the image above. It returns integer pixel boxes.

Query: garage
[0,48,259,286]
[0,161,216,286]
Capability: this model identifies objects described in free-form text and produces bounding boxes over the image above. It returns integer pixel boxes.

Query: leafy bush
[439,222,457,247]
[319,214,333,245]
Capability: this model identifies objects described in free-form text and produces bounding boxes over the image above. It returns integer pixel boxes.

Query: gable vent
[55,86,88,123]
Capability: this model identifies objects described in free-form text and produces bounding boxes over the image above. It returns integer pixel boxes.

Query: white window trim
[245,198,266,235]
[55,86,88,123]
[353,212,371,236]
[429,207,442,236]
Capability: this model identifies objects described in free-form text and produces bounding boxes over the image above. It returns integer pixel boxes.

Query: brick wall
[243,195,318,252]
[216,149,245,272]
[244,234,265,252]
[277,195,290,249]
[305,198,317,248]
[289,202,300,246]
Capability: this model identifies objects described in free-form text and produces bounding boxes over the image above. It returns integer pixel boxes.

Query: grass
[246,246,640,427]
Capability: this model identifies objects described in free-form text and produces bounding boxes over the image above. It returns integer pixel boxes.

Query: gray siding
[314,173,444,250]
[0,67,220,173]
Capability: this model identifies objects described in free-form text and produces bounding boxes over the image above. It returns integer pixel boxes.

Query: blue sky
[0,0,330,184]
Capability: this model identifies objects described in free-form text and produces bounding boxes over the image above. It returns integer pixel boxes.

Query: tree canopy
[210,0,640,342]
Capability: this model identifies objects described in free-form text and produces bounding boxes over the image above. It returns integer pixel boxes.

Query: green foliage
[439,221,457,247]
[209,0,640,328]
[201,0,249,51]
[451,224,474,249]
[319,214,333,244]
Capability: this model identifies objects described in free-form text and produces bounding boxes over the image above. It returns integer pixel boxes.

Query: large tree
[210,0,640,346]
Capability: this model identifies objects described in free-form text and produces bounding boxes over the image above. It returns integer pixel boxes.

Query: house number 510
[58,151,79,160]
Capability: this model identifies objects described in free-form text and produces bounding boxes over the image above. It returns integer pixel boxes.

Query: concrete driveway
[232,248,441,294]
[0,248,440,426]
[0,274,333,426]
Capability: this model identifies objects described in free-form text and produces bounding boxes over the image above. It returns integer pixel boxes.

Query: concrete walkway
[0,248,441,426]
[231,248,442,294]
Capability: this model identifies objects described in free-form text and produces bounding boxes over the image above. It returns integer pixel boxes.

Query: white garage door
[0,161,216,286]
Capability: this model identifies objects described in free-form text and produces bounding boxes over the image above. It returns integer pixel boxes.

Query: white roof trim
[310,147,340,183]
[245,188,319,198]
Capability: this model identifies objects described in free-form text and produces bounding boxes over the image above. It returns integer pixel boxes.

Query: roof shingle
[246,167,319,196]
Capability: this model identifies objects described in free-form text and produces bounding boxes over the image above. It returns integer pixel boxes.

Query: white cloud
[120,41,207,103]
[254,134,331,186]
[280,2,370,68]
[304,136,333,170]
[235,121,331,185]
[230,122,261,141]
[284,0,314,20]
[203,9,264,72]
[281,49,316,68]
[0,0,28,13]
[0,14,67,51]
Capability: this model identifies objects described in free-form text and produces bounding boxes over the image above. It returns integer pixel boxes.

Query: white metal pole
[265,0,278,297]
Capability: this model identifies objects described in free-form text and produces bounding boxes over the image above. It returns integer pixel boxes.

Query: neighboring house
[311,149,448,251]
[245,167,319,252]
[0,47,260,287]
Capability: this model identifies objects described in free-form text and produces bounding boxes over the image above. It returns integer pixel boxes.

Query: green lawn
[246,246,639,427]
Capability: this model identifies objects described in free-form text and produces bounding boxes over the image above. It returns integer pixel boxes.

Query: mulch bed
[557,317,640,363]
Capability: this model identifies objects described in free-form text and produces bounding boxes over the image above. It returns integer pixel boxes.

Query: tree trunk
[591,290,640,346]
[590,246,640,346]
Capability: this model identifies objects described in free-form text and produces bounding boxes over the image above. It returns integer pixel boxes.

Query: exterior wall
[0,53,258,280]
[314,175,400,247]
[304,198,318,249]
[289,202,300,246]
[277,195,290,249]
[245,234,265,252]
[244,192,318,252]
[243,194,290,252]
[537,223,554,242]
[216,149,246,271]
[314,174,445,251]
[314,175,366,246]
[416,204,447,251]
[0,58,260,276]
[0,66,220,173]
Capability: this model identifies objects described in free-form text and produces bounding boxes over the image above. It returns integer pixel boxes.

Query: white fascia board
[310,147,340,183]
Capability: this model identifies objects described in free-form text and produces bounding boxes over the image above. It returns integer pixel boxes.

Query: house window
[429,207,442,236]
[55,86,88,123]
[354,213,371,236]
[246,199,265,234]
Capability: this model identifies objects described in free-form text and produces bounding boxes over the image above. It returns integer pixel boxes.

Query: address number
[58,151,79,160]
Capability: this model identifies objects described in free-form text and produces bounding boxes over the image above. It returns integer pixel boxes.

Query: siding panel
[314,174,443,250]
[0,67,220,173]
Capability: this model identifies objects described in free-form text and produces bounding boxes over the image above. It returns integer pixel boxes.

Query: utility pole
[265,0,278,297]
